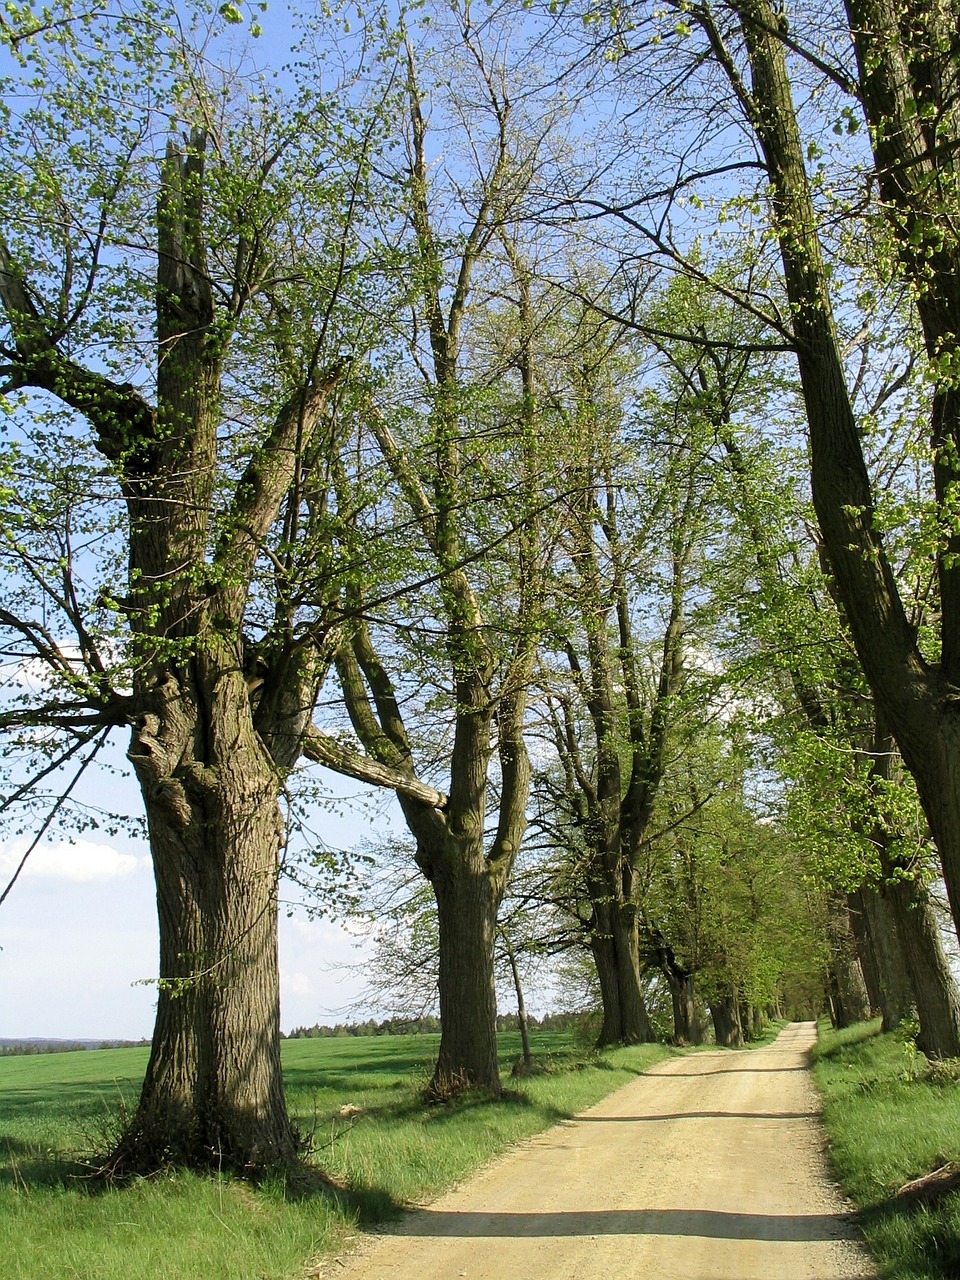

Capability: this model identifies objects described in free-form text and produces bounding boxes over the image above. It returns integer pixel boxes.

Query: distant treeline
[284,1010,591,1039]
[0,1040,149,1057]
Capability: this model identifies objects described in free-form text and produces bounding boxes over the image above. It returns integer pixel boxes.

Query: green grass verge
[812,1019,960,1280]
[0,1031,671,1280]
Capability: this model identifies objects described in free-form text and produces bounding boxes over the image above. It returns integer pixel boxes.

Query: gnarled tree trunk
[115,676,294,1170]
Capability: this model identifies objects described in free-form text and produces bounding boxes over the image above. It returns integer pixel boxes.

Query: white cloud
[280,967,313,998]
[0,837,141,883]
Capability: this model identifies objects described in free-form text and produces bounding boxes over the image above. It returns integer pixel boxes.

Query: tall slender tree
[319,17,560,1096]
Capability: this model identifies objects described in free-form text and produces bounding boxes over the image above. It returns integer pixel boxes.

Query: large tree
[0,4,411,1172]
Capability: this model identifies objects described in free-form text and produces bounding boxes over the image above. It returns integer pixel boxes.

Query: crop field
[0,1031,670,1280]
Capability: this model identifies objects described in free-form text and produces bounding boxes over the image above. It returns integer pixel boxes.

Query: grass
[0,1031,672,1280]
[812,1019,960,1280]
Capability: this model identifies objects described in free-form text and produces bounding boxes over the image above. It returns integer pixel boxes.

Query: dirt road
[328,1023,873,1280]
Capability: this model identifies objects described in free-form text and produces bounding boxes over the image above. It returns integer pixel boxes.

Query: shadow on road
[658,1065,809,1076]
[573,1111,812,1122]
[394,1207,855,1242]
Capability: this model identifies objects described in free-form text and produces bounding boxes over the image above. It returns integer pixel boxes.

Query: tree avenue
[674,0,960,943]
[6,0,960,1184]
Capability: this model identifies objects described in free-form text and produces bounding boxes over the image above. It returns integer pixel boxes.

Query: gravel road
[326,1022,874,1280]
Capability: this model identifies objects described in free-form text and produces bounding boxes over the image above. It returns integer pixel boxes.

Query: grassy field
[0,1031,671,1280]
[813,1020,960,1280]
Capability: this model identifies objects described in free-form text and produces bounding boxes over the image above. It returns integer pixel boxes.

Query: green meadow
[0,1031,670,1280]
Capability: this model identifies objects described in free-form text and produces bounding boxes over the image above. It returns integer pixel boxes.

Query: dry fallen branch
[895,1162,960,1206]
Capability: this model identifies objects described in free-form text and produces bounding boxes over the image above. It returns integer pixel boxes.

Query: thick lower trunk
[710,992,744,1047]
[113,687,297,1175]
[430,860,502,1097]
[738,1000,764,1041]
[886,874,960,1058]
[850,885,912,1032]
[591,900,655,1046]
[667,970,704,1045]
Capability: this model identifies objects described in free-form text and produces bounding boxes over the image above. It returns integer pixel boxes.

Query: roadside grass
[813,1019,960,1280]
[0,1031,671,1280]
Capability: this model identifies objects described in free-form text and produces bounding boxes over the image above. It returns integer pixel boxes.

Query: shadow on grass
[0,1133,408,1226]
[811,1020,884,1065]
[312,1085,571,1131]
[0,1079,141,1125]
[855,1194,960,1280]
[0,1145,103,1191]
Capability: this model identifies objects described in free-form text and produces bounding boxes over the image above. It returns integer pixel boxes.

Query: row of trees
[1,0,958,1175]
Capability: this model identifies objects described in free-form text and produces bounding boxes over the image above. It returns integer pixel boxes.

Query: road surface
[323,1022,874,1280]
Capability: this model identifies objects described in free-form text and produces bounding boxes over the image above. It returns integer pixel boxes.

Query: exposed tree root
[895,1162,960,1206]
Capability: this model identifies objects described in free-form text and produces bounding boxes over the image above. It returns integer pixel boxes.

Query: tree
[527,278,746,1046]
[318,14,561,1096]
[681,0,960,949]
[0,3,405,1172]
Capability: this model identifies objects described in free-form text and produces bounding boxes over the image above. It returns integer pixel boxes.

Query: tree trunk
[429,857,502,1097]
[591,899,655,1046]
[666,969,703,1045]
[886,874,960,1058]
[850,886,912,1032]
[827,896,871,1029]
[864,724,960,1056]
[738,1000,764,1042]
[113,669,296,1174]
[591,915,624,1046]
[710,992,744,1047]
[505,939,533,1069]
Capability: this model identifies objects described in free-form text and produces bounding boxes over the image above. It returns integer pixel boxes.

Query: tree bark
[590,892,656,1046]
[111,653,297,1173]
[827,896,872,1029]
[667,970,703,1045]
[886,874,960,1058]
[850,885,912,1032]
[429,855,502,1095]
[710,992,744,1047]
[862,724,960,1056]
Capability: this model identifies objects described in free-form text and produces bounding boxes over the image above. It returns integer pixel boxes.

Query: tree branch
[302,724,447,810]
